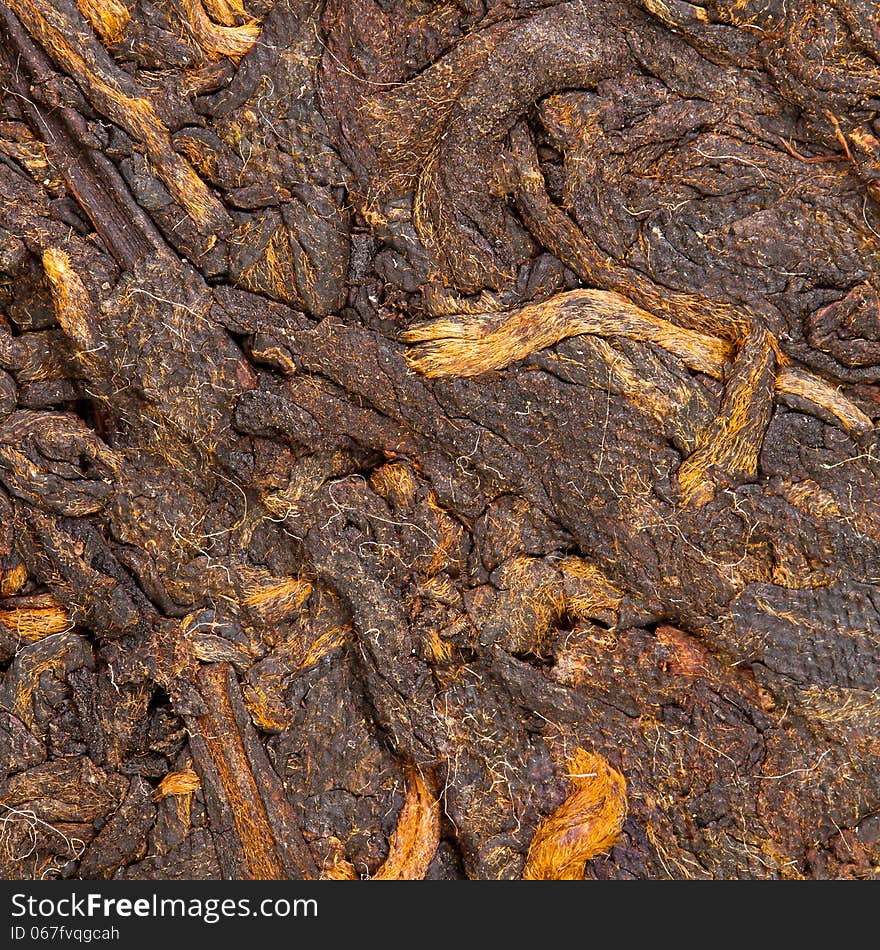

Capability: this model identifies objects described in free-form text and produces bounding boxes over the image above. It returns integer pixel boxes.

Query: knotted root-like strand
[405,288,874,443]
[675,324,777,506]
[404,288,733,378]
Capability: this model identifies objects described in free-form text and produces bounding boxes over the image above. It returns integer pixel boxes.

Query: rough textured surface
[0,0,879,880]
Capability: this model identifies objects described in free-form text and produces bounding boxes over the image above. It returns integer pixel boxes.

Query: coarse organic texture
[0,0,879,880]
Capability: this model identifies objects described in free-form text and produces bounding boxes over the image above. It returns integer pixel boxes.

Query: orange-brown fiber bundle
[319,767,440,880]
[152,768,201,802]
[0,593,74,641]
[522,750,627,880]
[372,768,440,880]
